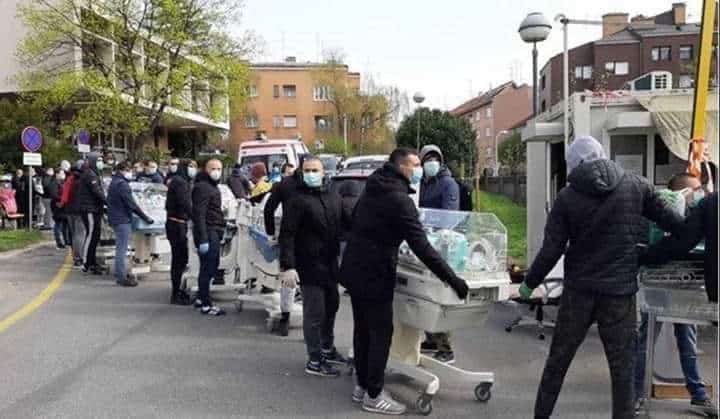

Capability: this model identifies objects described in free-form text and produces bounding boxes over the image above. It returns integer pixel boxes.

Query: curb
[0,240,55,260]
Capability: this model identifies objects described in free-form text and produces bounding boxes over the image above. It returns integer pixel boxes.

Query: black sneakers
[116,278,138,287]
[420,340,439,353]
[321,348,348,366]
[171,290,192,305]
[305,360,340,377]
[201,305,226,316]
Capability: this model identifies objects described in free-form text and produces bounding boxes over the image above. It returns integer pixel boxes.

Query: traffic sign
[77,129,91,153]
[23,152,43,166]
[21,126,43,152]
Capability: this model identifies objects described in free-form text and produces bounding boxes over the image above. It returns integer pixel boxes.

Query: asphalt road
[0,244,717,418]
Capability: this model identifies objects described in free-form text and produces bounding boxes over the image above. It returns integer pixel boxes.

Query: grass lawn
[0,229,45,253]
[474,191,527,267]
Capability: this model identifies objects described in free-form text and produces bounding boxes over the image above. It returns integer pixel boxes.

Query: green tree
[498,132,526,174]
[16,0,256,158]
[395,108,477,179]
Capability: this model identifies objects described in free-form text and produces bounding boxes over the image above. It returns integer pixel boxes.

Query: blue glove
[198,242,209,255]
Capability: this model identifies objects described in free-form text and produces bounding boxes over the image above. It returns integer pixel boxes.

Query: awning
[521,120,564,143]
[634,92,718,163]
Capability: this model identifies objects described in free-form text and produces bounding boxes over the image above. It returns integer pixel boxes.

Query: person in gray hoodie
[517,136,684,419]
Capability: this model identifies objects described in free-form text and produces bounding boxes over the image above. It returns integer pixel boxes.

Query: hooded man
[228,163,251,200]
[165,159,197,305]
[62,160,87,266]
[164,157,181,185]
[75,152,107,274]
[264,157,304,237]
[341,147,468,415]
[517,136,685,419]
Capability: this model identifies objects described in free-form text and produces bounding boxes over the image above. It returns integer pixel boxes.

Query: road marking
[0,252,73,334]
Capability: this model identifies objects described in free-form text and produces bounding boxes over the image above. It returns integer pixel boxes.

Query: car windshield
[345,160,384,171]
[239,154,287,173]
[319,156,339,172]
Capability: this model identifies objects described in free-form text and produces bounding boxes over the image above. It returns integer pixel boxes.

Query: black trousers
[302,283,339,361]
[166,220,188,294]
[81,212,102,268]
[534,288,636,419]
[351,297,394,399]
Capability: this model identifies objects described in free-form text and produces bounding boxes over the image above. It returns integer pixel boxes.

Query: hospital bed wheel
[504,326,512,332]
[538,333,546,340]
[416,394,433,415]
[235,301,244,312]
[266,318,277,332]
[474,383,492,402]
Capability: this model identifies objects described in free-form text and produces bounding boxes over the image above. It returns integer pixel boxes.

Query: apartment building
[538,2,717,112]
[230,58,361,151]
[450,81,532,171]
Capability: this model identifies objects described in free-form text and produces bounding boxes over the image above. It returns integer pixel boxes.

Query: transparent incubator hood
[129,182,168,226]
[398,209,507,279]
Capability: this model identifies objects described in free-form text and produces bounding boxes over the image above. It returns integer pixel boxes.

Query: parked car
[317,153,343,178]
[237,138,310,173]
[340,154,387,172]
[329,168,376,219]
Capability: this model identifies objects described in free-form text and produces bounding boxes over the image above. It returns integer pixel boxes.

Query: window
[485,147,492,157]
[486,108,492,118]
[272,85,280,98]
[680,45,693,61]
[282,84,296,97]
[485,127,491,137]
[605,61,629,75]
[283,115,297,128]
[574,65,592,80]
[679,74,693,88]
[272,115,282,128]
[244,115,258,128]
[314,115,332,130]
[313,85,331,101]
[540,75,546,90]
[475,111,480,121]
[651,46,671,62]
[248,85,257,97]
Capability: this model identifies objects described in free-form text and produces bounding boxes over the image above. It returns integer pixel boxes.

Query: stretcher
[385,209,511,415]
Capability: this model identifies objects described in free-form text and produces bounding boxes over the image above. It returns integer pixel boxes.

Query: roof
[251,62,350,70]
[450,81,521,116]
[508,114,533,131]
[596,22,700,44]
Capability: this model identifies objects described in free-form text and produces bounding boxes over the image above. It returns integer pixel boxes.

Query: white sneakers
[361,390,407,415]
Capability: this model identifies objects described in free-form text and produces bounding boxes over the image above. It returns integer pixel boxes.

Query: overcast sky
[236,0,703,111]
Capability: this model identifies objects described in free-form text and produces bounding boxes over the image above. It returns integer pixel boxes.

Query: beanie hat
[419,144,444,164]
[251,162,267,180]
[566,135,606,173]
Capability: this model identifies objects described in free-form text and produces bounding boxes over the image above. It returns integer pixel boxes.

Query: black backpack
[456,180,473,211]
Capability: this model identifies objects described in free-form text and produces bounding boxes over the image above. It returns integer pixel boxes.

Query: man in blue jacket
[418,144,460,364]
[107,161,154,287]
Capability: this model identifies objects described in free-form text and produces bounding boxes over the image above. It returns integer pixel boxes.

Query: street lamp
[413,92,425,150]
[494,129,510,176]
[518,12,552,117]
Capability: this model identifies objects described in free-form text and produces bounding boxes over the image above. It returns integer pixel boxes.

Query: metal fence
[481,175,526,205]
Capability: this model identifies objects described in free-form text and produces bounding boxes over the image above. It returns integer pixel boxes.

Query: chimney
[672,2,686,25]
[285,56,296,63]
[602,13,629,38]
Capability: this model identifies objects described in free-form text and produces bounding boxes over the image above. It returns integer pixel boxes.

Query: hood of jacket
[365,162,413,196]
[195,171,217,186]
[568,159,625,197]
[87,152,101,174]
[419,144,444,164]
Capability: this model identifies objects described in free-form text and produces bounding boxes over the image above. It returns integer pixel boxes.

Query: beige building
[231,58,361,152]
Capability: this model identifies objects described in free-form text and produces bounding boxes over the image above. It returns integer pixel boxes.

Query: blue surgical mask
[410,167,423,184]
[303,172,323,188]
[187,167,197,179]
[690,189,706,207]
[96,161,105,171]
[272,167,281,175]
[423,160,440,177]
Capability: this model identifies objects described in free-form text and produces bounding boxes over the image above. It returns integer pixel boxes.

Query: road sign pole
[27,166,32,230]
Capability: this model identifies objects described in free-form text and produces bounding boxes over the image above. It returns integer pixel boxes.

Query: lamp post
[412,92,425,150]
[494,129,510,176]
[518,13,552,117]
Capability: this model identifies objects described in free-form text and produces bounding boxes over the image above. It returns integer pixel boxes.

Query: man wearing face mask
[165,159,197,305]
[341,147,468,415]
[107,161,154,287]
[279,156,348,373]
[417,144,460,364]
[41,166,56,230]
[165,158,181,185]
[133,162,144,180]
[47,168,67,249]
[137,160,164,184]
[62,160,86,267]
[75,153,107,274]
[191,159,226,316]
[269,162,283,183]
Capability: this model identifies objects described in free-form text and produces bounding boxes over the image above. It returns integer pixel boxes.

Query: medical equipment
[389,209,511,415]
[128,182,170,277]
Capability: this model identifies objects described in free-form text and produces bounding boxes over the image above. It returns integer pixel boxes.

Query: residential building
[230,57,361,153]
[450,81,532,172]
[0,0,230,158]
[538,3,717,112]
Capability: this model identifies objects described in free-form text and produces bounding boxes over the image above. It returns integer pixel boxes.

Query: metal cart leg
[644,313,657,412]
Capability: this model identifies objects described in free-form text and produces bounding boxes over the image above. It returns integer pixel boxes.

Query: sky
[235,0,703,112]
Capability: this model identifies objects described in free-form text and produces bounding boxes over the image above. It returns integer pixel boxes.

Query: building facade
[538,3,717,112]
[450,81,532,172]
[230,58,361,152]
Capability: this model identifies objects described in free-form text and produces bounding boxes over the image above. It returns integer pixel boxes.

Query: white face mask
[169,164,178,173]
[187,167,198,179]
[46,169,55,177]
[209,169,222,181]
[57,172,66,181]
[123,171,133,181]
[147,167,157,175]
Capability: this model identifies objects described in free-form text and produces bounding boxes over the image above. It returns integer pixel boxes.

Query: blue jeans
[635,312,708,401]
[53,219,68,247]
[197,229,221,306]
[113,223,131,282]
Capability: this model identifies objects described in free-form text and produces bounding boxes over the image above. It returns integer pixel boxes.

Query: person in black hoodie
[227,163,251,199]
[165,159,197,305]
[279,156,348,376]
[47,169,67,249]
[75,153,107,274]
[517,136,685,419]
[191,158,226,316]
[340,147,468,415]
[264,156,305,237]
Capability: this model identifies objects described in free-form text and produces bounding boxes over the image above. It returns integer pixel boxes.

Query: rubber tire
[539,334,546,341]
[475,383,492,402]
[504,326,512,333]
[416,394,433,416]
[235,301,244,312]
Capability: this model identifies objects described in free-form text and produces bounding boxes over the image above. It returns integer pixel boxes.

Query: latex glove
[447,275,469,300]
[518,282,533,300]
[198,242,209,255]
[266,236,278,247]
[279,269,298,289]
[143,217,154,225]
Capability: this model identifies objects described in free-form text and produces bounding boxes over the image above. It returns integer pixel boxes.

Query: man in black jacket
[517,136,684,419]
[279,156,348,376]
[191,158,226,316]
[165,159,197,305]
[340,148,468,415]
[264,157,304,237]
[227,163,251,199]
[75,153,107,274]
